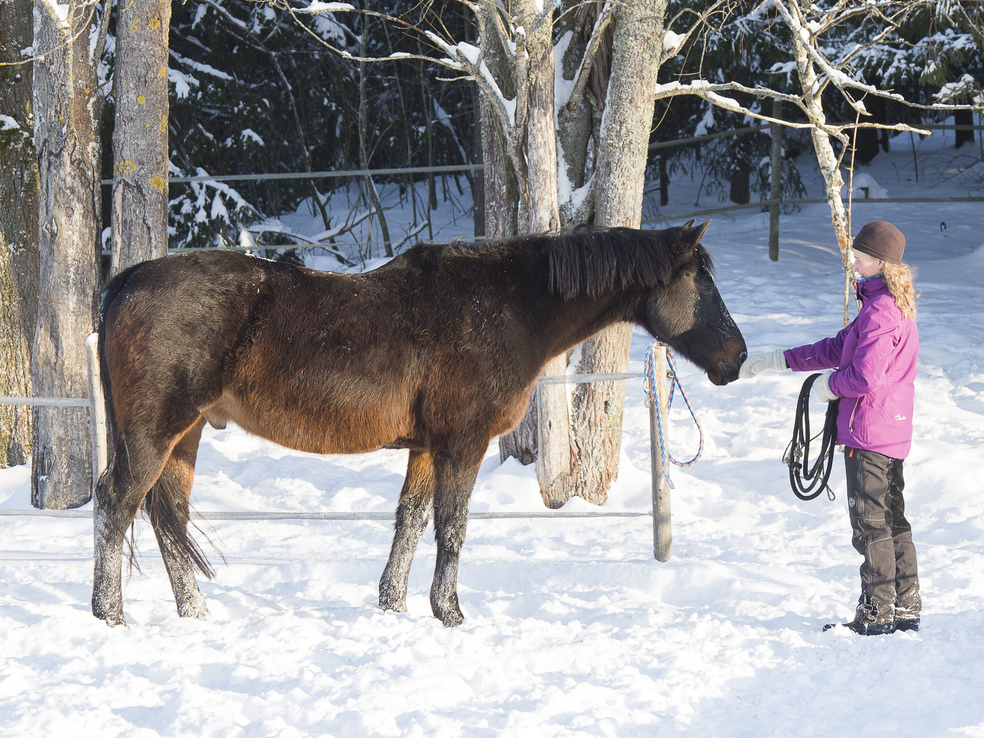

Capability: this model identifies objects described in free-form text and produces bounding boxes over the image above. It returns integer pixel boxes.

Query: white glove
[739,349,788,379]
[812,370,838,403]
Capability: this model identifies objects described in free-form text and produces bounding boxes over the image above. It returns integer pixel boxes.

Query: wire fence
[93,121,984,253]
[5,121,982,520]
[0,370,658,522]
[0,508,651,521]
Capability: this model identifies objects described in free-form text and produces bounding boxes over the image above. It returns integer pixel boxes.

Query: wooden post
[85,333,107,494]
[769,99,783,262]
[536,353,572,508]
[648,345,672,561]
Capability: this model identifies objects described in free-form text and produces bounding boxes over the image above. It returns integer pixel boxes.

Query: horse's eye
[696,272,714,293]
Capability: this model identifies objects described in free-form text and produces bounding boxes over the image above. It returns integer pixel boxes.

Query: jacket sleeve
[783,325,848,372]
[827,301,901,398]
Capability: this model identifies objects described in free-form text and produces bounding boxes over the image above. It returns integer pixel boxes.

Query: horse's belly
[203,390,413,456]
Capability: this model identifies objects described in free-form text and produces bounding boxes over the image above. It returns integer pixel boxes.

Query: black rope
[783,373,839,501]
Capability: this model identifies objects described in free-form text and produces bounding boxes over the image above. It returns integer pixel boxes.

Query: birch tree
[756,0,981,317]
[31,0,109,508]
[651,1,980,317]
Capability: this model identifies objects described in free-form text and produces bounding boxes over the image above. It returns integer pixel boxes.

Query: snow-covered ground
[2,126,983,737]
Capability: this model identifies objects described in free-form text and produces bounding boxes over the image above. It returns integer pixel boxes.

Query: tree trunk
[566,0,666,504]
[954,108,974,149]
[0,0,39,469]
[32,0,105,508]
[729,164,751,204]
[491,1,567,478]
[112,0,172,273]
[512,0,570,506]
[483,96,534,463]
[358,16,392,258]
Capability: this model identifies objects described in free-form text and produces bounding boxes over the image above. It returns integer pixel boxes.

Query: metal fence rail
[0,508,651,521]
[0,369,660,525]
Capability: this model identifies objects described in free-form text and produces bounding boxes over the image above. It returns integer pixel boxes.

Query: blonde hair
[882,261,918,319]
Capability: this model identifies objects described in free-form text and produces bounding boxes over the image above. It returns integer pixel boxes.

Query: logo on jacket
[895,414,907,421]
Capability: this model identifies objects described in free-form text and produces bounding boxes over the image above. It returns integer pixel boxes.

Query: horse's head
[639,220,746,386]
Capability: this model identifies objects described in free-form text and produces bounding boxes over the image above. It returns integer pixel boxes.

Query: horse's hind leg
[429,441,485,627]
[92,479,132,626]
[92,433,173,626]
[149,418,210,619]
[379,450,435,613]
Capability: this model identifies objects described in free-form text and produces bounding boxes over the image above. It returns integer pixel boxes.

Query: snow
[240,129,265,147]
[38,0,70,25]
[662,30,686,58]
[449,43,516,127]
[2,124,984,736]
[302,2,356,14]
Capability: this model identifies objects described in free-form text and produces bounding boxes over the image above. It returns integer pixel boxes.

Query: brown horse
[91,221,746,627]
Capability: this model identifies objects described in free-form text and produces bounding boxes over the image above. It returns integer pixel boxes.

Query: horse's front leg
[429,443,484,627]
[379,450,435,613]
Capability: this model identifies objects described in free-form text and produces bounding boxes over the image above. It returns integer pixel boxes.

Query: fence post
[648,345,672,561]
[769,99,782,262]
[85,333,107,494]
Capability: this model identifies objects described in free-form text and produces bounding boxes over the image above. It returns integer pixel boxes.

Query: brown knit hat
[852,221,906,264]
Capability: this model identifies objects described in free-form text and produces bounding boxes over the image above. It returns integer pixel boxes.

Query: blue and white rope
[644,342,705,489]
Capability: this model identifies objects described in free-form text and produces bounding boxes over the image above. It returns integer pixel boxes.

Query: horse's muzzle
[708,349,747,386]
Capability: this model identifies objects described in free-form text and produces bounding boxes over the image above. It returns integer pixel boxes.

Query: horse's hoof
[378,582,408,613]
[92,599,127,627]
[176,601,209,620]
[434,601,464,627]
[440,609,464,627]
[379,594,408,614]
[97,611,127,628]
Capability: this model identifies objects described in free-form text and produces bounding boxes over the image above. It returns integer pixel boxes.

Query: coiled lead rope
[784,373,839,501]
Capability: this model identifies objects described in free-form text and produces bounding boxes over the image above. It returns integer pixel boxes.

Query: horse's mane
[541,226,711,301]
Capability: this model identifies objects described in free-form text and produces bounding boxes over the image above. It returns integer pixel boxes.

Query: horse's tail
[95,266,136,570]
[95,267,131,494]
[96,263,217,580]
[144,468,217,580]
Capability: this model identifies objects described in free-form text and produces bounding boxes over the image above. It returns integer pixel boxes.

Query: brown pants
[843,447,921,620]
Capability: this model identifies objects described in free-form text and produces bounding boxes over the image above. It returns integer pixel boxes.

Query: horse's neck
[508,270,630,364]
[479,242,635,371]
[539,292,630,359]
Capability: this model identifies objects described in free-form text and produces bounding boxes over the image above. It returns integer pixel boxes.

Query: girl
[742,221,920,636]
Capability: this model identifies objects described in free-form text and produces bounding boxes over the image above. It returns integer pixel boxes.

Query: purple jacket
[784,277,918,459]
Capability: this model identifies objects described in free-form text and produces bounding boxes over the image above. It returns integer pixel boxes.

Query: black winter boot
[895,617,920,632]
[824,603,895,636]
[895,589,921,632]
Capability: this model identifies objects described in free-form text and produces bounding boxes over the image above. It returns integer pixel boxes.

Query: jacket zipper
[848,397,861,434]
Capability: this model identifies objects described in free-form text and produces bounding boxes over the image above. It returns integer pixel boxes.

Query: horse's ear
[687,220,712,245]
